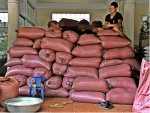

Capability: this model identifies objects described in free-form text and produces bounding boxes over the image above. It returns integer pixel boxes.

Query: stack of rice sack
[98,29,140,105]
[4,27,70,98]
[68,34,109,103]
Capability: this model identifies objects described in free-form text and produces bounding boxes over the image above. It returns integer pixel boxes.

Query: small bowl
[4,97,43,112]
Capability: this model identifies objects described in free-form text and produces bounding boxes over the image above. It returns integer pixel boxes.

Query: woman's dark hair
[48,20,58,28]
[110,2,118,8]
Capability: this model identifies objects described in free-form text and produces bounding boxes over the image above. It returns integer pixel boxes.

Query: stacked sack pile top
[4,24,140,105]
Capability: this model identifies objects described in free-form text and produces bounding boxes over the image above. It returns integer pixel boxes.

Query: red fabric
[64,66,98,78]
[132,58,150,112]
[41,38,74,53]
[69,57,102,68]
[63,30,79,43]
[17,27,45,39]
[72,45,102,57]
[100,59,123,68]
[39,49,55,63]
[21,55,51,70]
[62,77,75,90]
[56,52,73,65]
[97,29,120,36]
[33,38,42,49]
[45,27,62,38]
[9,46,38,58]
[78,34,101,45]
[13,38,33,46]
[4,58,22,67]
[100,36,131,49]
[69,89,105,103]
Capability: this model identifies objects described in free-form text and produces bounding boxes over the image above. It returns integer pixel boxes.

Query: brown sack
[72,77,109,93]
[124,59,141,71]
[78,34,101,45]
[64,66,98,78]
[45,27,62,38]
[106,88,137,104]
[62,77,75,90]
[45,87,69,97]
[72,45,102,57]
[19,85,29,96]
[103,47,135,60]
[100,59,123,68]
[106,77,137,89]
[4,58,22,67]
[9,46,38,58]
[100,36,131,49]
[59,18,78,27]
[14,75,28,87]
[63,30,79,43]
[13,38,33,47]
[52,62,67,76]
[33,38,42,49]
[5,65,33,77]
[33,67,52,80]
[46,76,62,89]
[69,57,102,68]
[56,52,73,65]
[69,89,105,103]
[97,29,120,36]
[41,38,74,53]
[39,49,55,63]
[21,55,51,70]
[0,77,19,108]
[99,64,132,79]
[17,27,45,39]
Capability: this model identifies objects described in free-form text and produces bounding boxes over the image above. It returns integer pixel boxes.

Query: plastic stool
[29,76,46,100]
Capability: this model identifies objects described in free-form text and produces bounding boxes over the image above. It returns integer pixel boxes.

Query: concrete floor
[0,97,133,113]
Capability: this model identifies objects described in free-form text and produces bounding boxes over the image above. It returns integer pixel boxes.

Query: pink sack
[64,66,98,78]
[45,27,62,38]
[62,77,75,90]
[132,59,150,113]
[72,45,102,57]
[52,62,68,76]
[19,85,29,96]
[106,88,137,104]
[9,46,38,58]
[33,38,42,49]
[106,77,137,89]
[100,59,123,68]
[39,49,55,63]
[124,59,140,71]
[17,27,45,39]
[56,52,73,65]
[13,38,33,47]
[21,55,51,70]
[63,30,79,43]
[4,58,22,67]
[0,77,19,108]
[33,67,52,80]
[97,29,120,36]
[14,75,28,87]
[69,58,102,68]
[45,87,68,97]
[46,76,62,89]
[72,77,109,93]
[69,89,105,103]
[100,36,131,49]
[5,65,33,77]
[41,38,74,53]
[78,34,101,45]
[99,64,132,79]
[103,47,135,60]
